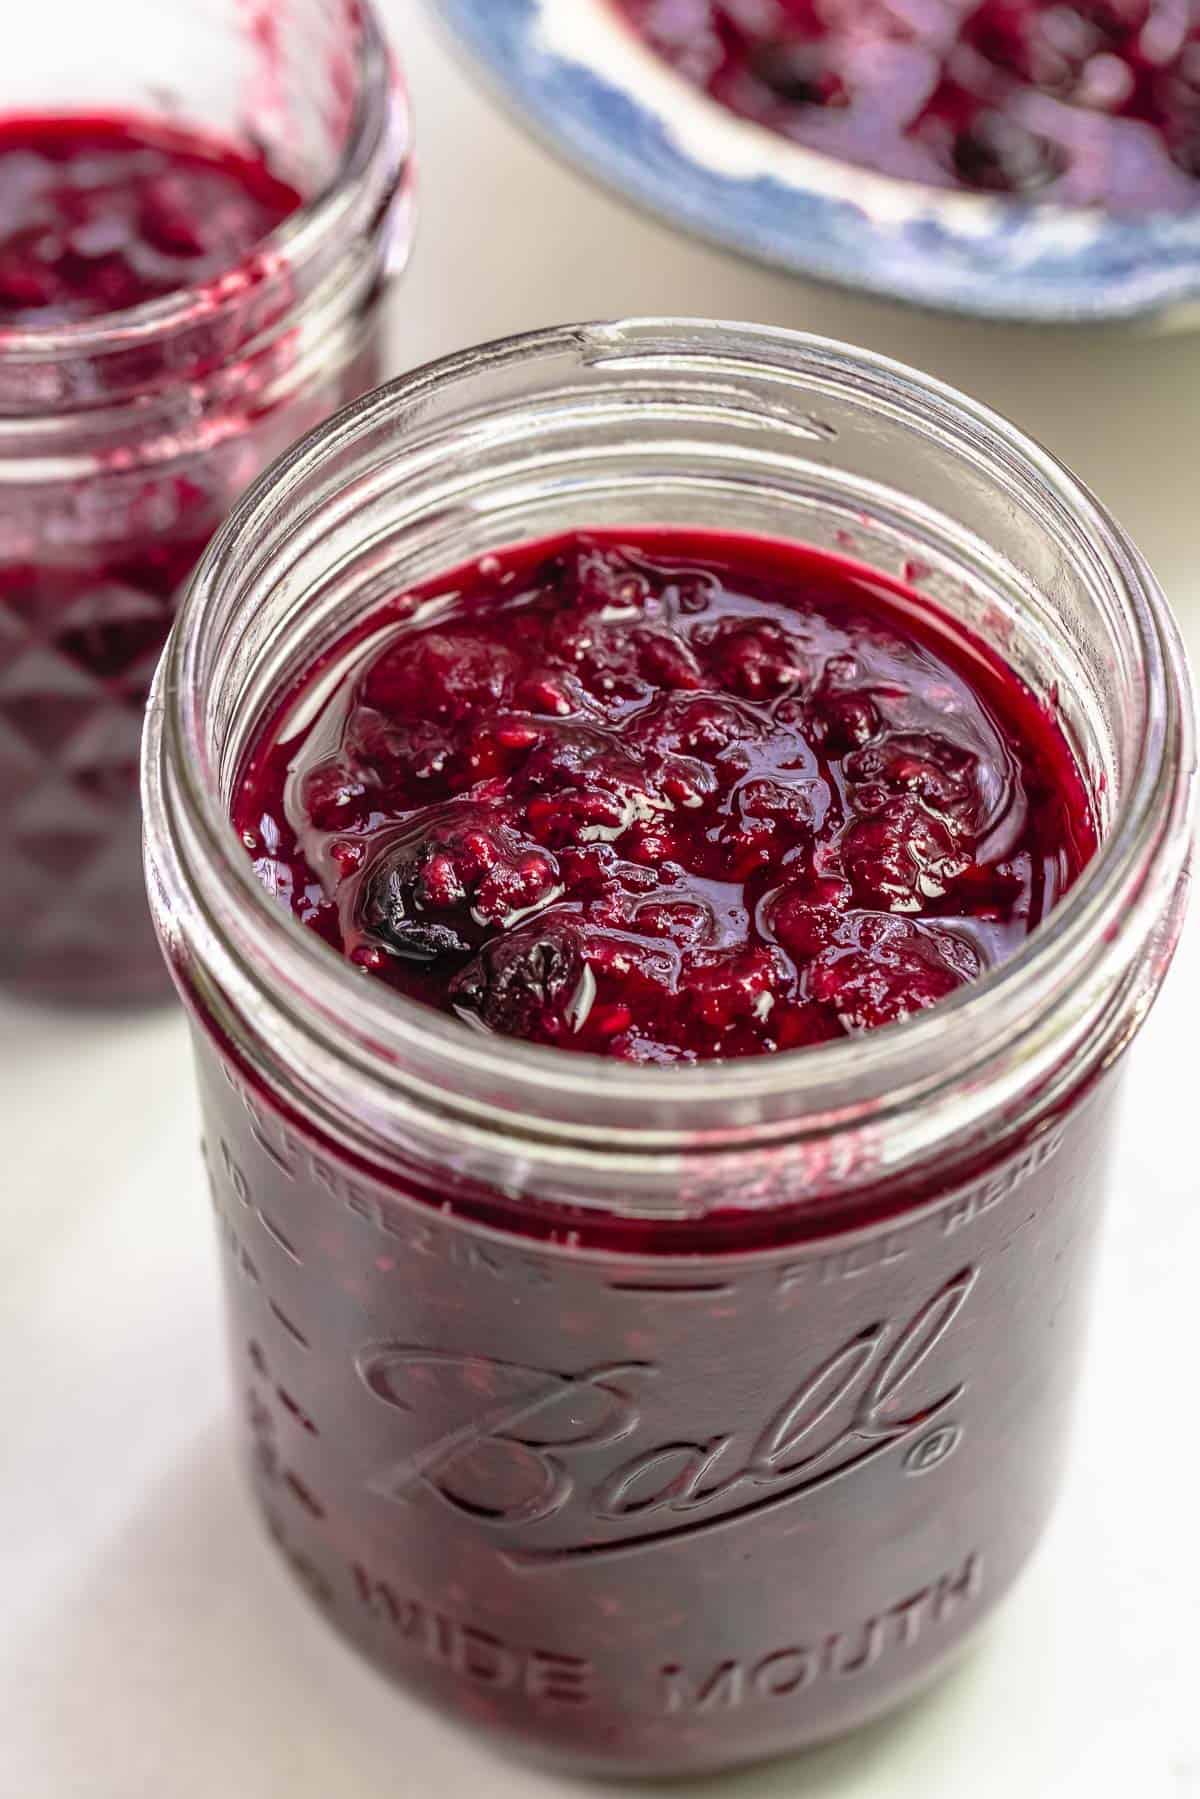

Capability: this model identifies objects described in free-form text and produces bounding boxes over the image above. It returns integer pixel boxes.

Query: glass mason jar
[143,322,1196,1778]
[0,0,412,1007]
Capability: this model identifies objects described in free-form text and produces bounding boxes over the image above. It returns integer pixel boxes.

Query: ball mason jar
[0,0,412,1007]
[143,322,1196,1777]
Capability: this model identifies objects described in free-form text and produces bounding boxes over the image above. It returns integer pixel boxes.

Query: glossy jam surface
[0,113,301,324]
[0,113,304,1005]
[234,531,1096,1061]
[613,0,1200,208]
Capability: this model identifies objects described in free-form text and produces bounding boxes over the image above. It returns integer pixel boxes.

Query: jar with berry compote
[143,322,1195,1775]
[0,0,412,1005]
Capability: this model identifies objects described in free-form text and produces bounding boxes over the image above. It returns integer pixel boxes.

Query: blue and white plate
[439,0,1200,326]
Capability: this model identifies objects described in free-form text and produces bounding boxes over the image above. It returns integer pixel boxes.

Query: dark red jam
[233,530,1096,1061]
[613,0,1200,208]
[0,113,301,323]
[0,113,302,1005]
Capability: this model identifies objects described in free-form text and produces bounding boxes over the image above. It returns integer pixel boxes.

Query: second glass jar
[0,0,412,1006]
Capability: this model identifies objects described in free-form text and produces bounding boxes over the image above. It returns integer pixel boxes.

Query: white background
[2,3,1198,1794]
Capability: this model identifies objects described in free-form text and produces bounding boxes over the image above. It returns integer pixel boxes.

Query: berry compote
[0,115,301,324]
[613,0,1200,208]
[234,530,1096,1062]
[217,535,1114,1773]
[0,111,393,1006]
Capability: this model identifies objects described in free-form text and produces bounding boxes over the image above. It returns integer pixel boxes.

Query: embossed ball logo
[356,1268,976,1571]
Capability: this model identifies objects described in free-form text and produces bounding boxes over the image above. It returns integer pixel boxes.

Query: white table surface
[3,4,1198,1795]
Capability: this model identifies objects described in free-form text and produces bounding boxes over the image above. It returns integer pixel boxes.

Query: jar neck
[0,0,411,448]
[144,322,1198,1220]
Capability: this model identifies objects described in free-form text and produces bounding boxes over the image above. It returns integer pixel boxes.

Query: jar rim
[0,0,403,368]
[147,320,1197,1158]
